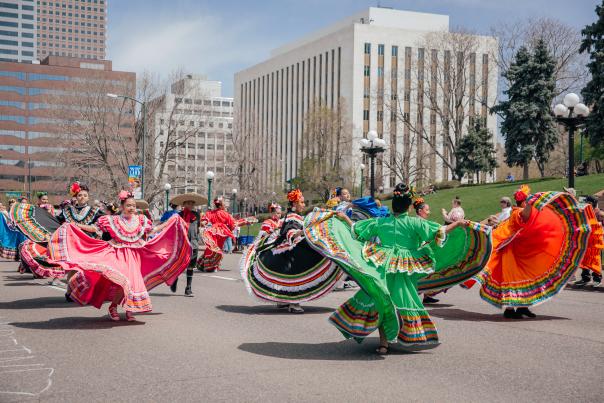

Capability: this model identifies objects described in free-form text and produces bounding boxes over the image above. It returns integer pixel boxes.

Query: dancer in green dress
[304,184,468,354]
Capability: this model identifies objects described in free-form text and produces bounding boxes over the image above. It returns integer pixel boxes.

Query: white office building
[0,0,36,63]
[234,7,498,193]
[150,74,236,198]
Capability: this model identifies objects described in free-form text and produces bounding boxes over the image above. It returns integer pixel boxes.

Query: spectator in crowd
[160,203,180,223]
[505,173,515,182]
[498,197,513,222]
[442,197,465,224]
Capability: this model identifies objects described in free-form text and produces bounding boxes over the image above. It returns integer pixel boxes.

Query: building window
[364,65,370,76]
[377,110,383,122]
[378,44,384,55]
[392,46,398,57]
[364,42,370,54]
[377,67,384,77]
[363,109,369,121]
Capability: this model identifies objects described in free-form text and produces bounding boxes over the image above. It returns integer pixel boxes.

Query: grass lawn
[382,173,604,223]
[238,173,604,236]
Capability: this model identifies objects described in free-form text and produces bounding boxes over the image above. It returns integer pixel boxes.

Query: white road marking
[205,275,238,281]
[0,317,54,397]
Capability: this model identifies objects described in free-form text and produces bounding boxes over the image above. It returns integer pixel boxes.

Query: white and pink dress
[48,214,191,312]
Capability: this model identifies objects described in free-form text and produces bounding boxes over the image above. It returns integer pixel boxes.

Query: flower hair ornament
[413,197,425,210]
[69,182,82,197]
[118,190,134,201]
[513,184,531,204]
[326,198,339,208]
[36,191,48,198]
[393,184,417,200]
[287,189,304,203]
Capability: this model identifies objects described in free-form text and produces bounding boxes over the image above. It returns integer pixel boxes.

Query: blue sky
[108,0,601,97]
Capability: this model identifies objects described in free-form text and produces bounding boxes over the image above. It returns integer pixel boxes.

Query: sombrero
[135,199,149,210]
[170,192,207,206]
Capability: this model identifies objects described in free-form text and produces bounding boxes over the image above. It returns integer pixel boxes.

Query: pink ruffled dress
[48,215,191,312]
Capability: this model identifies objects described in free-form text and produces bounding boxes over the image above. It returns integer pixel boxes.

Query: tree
[492,42,557,179]
[580,0,604,149]
[492,17,589,97]
[531,40,558,177]
[57,76,137,195]
[455,117,498,182]
[385,28,498,181]
[296,99,352,201]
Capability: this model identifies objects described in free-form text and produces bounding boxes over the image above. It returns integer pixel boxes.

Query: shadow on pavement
[216,304,334,315]
[10,316,146,330]
[424,303,455,308]
[3,281,42,287]
[3,274,35,281]
[430,308,569,322]
[0,296,78,310]
[239,340,389,361]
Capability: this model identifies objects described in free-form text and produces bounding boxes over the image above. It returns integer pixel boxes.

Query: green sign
[5,191,22,198]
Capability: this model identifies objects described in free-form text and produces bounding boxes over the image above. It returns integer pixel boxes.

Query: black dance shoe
[423,296,440,304]
[503,308,521,319]
[516,307,536,318]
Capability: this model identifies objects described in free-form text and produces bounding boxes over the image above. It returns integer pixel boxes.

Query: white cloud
[108,9,277,95]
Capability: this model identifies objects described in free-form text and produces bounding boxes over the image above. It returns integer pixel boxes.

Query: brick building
[37,0,107,60]
[0,55,135,203]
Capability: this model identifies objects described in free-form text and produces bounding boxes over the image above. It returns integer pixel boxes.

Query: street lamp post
[205,171,215,208]
[243,197,248,216]
[163,183,171,213]
[553,93,590,189]
[359,163,366,197]
[107,93,147,198]
[232,188,238,214]
[359,130,387,199]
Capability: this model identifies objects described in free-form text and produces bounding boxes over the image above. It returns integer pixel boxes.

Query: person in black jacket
[169,193,205,297]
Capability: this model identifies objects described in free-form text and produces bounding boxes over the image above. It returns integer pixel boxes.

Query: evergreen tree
[580,1,604,148]
[531,39,558,177]
[492,42,557,179]
[492,47,534,179]
[455,118,498,183]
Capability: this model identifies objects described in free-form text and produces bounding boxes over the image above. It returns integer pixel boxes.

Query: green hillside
[383,174,604,223]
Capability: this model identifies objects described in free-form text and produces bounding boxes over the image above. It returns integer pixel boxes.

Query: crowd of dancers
[0,180,602,354]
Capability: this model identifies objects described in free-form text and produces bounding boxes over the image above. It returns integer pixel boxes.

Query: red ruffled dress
[48,215,191,312]
[198,209,236,272]
[580,204,603,275]
[471,192,591,308]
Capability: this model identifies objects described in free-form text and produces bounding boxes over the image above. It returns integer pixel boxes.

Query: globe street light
[107,93,147,198]
[205,171,215,208]
[553,93,590,189]
[163,183,171,213]
[360,130,387,198]
[232,188,238,214]
[359,163,366,197]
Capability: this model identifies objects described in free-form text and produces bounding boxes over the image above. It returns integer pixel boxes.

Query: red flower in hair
[287,189,303,203]
[69,182,82,197]
[513,184,531,203]
[118,190,133,201]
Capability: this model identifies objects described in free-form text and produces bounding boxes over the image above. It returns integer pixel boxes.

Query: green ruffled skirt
[304,210,491,345]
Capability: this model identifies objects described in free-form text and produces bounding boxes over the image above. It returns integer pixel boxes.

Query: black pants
[581,269,602,283]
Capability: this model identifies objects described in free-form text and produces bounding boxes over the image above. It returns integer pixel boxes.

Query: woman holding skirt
[304,184,467,354]
[48,191,191,321]
[241,189,342,313]
[466,185,591,319]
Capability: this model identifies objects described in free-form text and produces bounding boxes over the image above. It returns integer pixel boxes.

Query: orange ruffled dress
[475,192,591,308]
[580,204,603,275]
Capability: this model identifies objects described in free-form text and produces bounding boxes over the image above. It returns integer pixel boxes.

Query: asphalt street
[0,254,603,403]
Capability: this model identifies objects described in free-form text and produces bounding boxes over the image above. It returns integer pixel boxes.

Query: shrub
[433,180,461,190]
